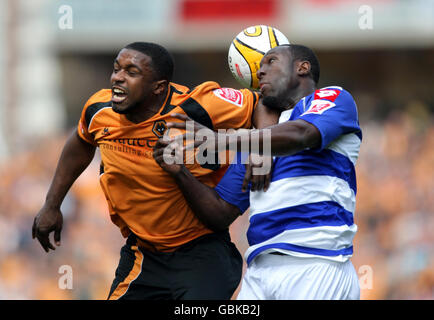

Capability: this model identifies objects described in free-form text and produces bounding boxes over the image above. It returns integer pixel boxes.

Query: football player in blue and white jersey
[153,44,362,300]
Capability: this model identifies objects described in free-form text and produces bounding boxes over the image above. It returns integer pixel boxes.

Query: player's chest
[91,118,169,167]
[91,114,170,145]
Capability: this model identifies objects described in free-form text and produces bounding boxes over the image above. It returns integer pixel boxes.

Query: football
[228,25,290,89]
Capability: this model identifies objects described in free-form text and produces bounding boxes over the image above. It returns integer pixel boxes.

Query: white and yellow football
[228,25,290,90]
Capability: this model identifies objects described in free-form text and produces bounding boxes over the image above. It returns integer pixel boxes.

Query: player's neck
[126,87,169,124]
[289,81,316,108]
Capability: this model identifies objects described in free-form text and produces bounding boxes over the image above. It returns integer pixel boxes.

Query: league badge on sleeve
[302,99,336,115]
[314,88,341,102]
[213,88,243,107]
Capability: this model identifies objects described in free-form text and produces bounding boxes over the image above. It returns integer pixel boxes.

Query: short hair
[123,42,174,81]
[284,44,320,85]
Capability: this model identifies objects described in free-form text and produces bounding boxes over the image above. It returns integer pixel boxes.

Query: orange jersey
[77,81,259,251]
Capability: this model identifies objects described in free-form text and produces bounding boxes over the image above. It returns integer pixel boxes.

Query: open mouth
[112,87,127,104]
[259,83,268,94]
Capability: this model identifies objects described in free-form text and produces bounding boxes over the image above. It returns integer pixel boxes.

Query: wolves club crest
[152,120,168,138]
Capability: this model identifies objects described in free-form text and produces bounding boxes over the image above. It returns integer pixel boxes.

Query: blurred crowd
[0,100,433,300]
[354,100,434,299]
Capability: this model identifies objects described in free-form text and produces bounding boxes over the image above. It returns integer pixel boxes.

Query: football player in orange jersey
[32,42,278,299]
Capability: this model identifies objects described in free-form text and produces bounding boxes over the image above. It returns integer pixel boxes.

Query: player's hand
[153,137,184,176]
[242,154,273,192]
[167,113,221,152]
[32,204,63,252]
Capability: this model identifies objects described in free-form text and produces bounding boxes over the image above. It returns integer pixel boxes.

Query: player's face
[257,46,296,108]
[110,49,157,114]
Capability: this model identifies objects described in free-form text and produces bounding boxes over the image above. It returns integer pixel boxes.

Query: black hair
[283,44,320,85]
[123,42,174,81]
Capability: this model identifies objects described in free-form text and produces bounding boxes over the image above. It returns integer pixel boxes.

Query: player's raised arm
[32,130,96,252]
[167,113,320,157]
[239,119,321,156]
[247,98,279,191]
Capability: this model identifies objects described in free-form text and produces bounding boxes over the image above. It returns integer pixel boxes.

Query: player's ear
[297,61,311,77]
[153,79,168,95]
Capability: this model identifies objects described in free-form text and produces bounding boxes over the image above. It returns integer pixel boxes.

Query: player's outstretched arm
[252,119,321,156]
[153,139,240,232]
[32,130,96,252]
[168,114,321,158]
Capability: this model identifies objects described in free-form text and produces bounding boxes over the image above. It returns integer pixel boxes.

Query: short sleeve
[77,89,111,146]
[215,153,250,214]
[299,88,361,151]
[192,82,259,130]
[78,108,97,146]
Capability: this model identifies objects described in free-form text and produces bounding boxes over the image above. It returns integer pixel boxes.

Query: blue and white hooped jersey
[215,86,362,265]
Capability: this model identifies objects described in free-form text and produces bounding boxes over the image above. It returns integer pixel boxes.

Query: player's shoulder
[184,81,220,94]
[169,82,190,94]
[188,81,256,107]
[81,89,113,128]
[313,86,355,103]
[190,81,256,96]
[84,89,112,108]
[298,86,357,116]
[171,81,222,98]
